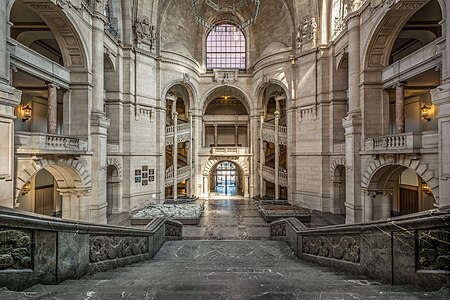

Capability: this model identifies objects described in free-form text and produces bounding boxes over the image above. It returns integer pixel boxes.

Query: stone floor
[183,196,270,240]
[4,240,448,299]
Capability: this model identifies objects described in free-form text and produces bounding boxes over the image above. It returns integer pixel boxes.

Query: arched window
[206,24,246,70]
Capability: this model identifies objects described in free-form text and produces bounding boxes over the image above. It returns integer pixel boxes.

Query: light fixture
[421,181,433,196]
[224,95,229,100]
[22,104,32,122]
[21,181,31,196]
[192,0,260,31]
[421,104,431,121]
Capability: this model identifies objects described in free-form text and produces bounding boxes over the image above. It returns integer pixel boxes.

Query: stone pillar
[381,191,392,219]
[275,111,280,200]
[173,112,178,201]
[363,190,374,222]
[91,0,107,114]
[47,83,58,134]
[0,6,9,84]
[260,115,264,196]
[189,112,193,197]
[443,2,450,84]
[235,125,238,147]
[191,109,202,196]
[347,15,361,114]
[62,90,71,135]
[214,123,218,147]
[395,83,405,134]
[243,175,249,197]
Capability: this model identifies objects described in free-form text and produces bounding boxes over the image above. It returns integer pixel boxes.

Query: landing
[16,240,447,299]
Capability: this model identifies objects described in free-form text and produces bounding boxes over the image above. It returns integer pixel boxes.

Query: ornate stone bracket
[134,17,156,50]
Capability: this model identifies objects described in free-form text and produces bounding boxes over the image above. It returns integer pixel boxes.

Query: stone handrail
[165,123,191,145]
[209,147,250,156]
[165,165,191,186]
[262,165,288,187]
[15,132,88,154]
[0,206,182,291]
[364,132,423,152]
[262,123,287,145]
[277,206,450,289]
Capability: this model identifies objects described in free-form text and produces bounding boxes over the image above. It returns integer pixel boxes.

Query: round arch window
[206,24,246,70]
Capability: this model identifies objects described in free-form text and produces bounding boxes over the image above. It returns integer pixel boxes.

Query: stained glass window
[206,24,246,70]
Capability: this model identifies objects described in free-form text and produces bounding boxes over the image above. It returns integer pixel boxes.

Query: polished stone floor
[183,196,270,240]
[6,240,447,299]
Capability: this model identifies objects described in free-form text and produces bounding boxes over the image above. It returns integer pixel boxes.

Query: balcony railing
[364,132,437,153]
[208,147,250,156]
[262,123,287,145]
[165,165,192,187]
[165,123,191,145]
[262,165,288,187]
[15,132,88,154]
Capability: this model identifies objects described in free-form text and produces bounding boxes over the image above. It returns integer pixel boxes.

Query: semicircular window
[206,24,246,70]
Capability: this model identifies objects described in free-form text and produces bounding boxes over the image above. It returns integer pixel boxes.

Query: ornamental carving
[165,223,182,237]
[302,235,360,263]
[418,229,450,271]
[89,236,148,263]
[134,17,156,49]
[270,222,286,237]
[0,229,32,270]
[297,17,317,45]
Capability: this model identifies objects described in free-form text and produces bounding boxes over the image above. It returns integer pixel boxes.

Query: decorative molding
[297,105,317,123]
[297,16,317,46]
[213,69,238,84]
[134,17,156,50]
[302,235,361,264]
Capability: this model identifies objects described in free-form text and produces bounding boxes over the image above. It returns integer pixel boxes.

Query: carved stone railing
[15,132,88,155]
[262,165,288,187]
[165,123,191,145]
[364,132,430,153]
[262,123,287,145]
[164,165,191,187]
[278,206,450,289]
[209,147,250,156]
[0,206,182,291]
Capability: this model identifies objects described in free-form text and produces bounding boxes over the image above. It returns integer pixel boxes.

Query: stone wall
[273,206,450,289]
[0,207,182,291]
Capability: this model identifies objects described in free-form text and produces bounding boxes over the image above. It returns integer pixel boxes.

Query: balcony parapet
[262,165,288,187]
[165,123,191,145]
[165,165,192,187]
[363,131,437,154]
[15,132,88,155]
[208,147,250,157]
[262,123,287,145]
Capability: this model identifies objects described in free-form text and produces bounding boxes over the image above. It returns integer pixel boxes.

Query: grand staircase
[3,240,447,299]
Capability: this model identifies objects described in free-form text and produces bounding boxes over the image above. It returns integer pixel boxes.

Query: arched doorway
[16,169,62,217]
[212,161,240,196]
[364,165,436,221]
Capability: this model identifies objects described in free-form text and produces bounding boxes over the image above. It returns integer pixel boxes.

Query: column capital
[394,82,406,89]
[46,82,60,90]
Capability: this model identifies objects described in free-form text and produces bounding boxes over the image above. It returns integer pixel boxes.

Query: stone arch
[203,157,249,177]
[15,157,91,199]
[363,0,434,69]
[255,77,291,108]
[106,157,123,182]
[330,158,346,180]
[202,85,252,115]
[8,0,89,72]
[361,154,438,202]
[161,78,198,110]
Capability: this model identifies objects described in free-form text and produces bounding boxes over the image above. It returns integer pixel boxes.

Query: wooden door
[35,185,54,216]
[400,188,419,215]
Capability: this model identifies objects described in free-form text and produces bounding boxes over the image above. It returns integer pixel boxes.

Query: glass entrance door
[215,162,238,195]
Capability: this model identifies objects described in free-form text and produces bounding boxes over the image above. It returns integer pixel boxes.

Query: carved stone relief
[297,17,317,45]
[270,222,286,237]
[302,235,361,263]
[165,223,182,237]
[134,17,156,50]
[0,229,32,270]
[418,229,450,271]
[89,235,148,263]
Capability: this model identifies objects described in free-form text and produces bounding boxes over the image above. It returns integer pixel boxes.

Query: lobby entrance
[214,161,239,196]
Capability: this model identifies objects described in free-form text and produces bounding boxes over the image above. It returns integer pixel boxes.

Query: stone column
[91,0,107,114]
[188,112,193,197]
[0,6,9,84]
[347,15,361,114]
[214,123,218,147]
[395,83,405,134]
[260,115,264,197]
[47,83,58,134]
[275,111,280,200]
[235,125,238,147]
[363,190,374,222]
[243,175,249,197]
[173,112,178,201]
[62,90,71,135]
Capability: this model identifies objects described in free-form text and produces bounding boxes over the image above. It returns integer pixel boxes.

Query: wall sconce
[421,104,431,121]
[21,181,31,196]
[22,104,32,122]
[421,181,433,196]
[290,55,296,65]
